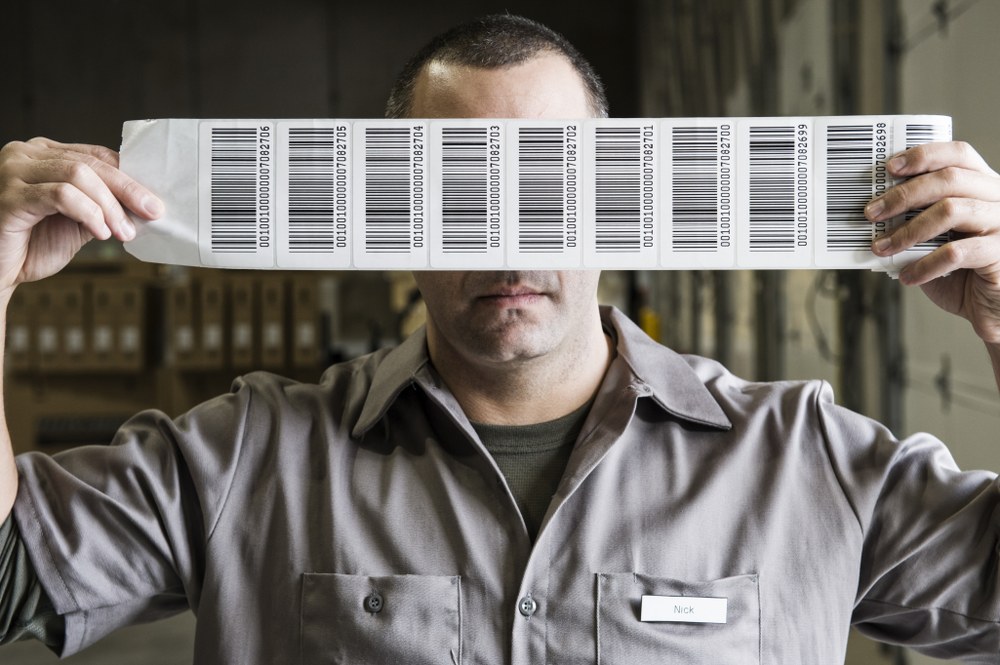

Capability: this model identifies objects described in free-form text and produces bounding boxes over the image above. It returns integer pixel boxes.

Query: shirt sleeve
[817,391,1000,660]
[11,375,256,657]
[0,513,64,650]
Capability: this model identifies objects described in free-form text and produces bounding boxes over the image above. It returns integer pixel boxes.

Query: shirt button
[518,596,537,617]
[363,591,384,614]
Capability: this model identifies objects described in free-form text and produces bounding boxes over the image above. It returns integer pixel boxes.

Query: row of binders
[6,274,324,373]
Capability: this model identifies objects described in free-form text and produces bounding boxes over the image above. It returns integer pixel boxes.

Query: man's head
[393,15,607,380]
[385,13,608,120]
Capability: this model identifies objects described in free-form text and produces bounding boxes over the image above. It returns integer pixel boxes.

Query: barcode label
[198,122,275,267]
[584,122,656,268]
[277,122,351,268]
[352,122,427,268]
[509,122,581,268]
[430,122,504,268]
[162,115,954,271]
[735,121,812,268]
[662,121,735,269]
[814,118,890,268]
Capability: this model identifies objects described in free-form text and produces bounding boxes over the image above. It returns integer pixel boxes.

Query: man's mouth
[477,286,546,306]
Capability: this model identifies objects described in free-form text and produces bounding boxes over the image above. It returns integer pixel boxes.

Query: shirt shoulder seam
[205,379,254,543]
[812,380,865,537]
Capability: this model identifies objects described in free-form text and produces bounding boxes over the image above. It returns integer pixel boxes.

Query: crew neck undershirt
[472,399,593,541]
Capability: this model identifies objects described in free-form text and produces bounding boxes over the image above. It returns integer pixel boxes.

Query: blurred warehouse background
[1,0,998,663]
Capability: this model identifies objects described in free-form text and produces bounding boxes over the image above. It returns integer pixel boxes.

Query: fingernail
[121,218,136,241]
[866,198,885,220]
[143,196,164,218]
[873,236,892,253]
[888,155,907,173]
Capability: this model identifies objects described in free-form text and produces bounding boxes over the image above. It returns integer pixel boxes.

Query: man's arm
[0,138,163,522]
[867,141,1000,391]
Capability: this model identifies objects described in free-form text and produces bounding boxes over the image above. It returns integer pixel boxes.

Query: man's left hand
[867,141,1000,344]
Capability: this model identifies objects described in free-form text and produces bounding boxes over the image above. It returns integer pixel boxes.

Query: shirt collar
[602,306,732,430]
[352,305,732,437]
[352,326,430,438]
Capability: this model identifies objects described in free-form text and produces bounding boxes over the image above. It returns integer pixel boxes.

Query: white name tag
[640,595,728,624]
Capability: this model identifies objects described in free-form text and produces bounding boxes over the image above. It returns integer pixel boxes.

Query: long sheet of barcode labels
[127,116,952,271]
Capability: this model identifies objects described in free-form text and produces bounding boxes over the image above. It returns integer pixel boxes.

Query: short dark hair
[385,14,609,119]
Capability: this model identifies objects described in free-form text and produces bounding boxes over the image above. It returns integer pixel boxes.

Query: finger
[866,167,1000,222]
[888,140,998,178]
[873,198,1000,256]
[21,140,161,221]
[20,158,135,241]
[17,181,113,241]
[898,236,1000,286]
[73,154,161,221]
[26,137,119,168]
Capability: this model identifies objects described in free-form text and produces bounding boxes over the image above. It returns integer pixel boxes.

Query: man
[2,13,1000,664]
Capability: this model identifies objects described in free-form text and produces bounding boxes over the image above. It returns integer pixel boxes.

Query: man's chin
[464,327,550,364]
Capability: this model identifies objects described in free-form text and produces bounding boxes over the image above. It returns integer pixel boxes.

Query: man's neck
[427,315,613,426]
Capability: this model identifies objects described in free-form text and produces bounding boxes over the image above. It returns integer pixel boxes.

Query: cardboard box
[6,287,34,372]
[229,277,256,369]
[258,277,287,370]
[199,277,225,369]
[291,277,321,368]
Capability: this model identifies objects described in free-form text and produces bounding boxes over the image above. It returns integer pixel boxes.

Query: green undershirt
[472,399,592,540]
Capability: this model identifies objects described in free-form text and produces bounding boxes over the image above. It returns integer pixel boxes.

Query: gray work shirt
[13,306,1000,663]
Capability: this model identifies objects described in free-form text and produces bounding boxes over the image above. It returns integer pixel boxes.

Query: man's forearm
[0,297,16,524]
[987,342,1000,398]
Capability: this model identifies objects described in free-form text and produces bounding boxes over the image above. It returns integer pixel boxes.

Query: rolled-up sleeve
[0,514,64,650]
[818,395,1000,660]
[12,376,254,657]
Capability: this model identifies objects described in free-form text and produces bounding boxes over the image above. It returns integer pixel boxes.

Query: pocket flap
[597,572,760,665]
[301,573,461,665]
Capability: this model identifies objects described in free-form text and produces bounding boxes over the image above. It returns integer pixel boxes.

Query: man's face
[409,52,601,366]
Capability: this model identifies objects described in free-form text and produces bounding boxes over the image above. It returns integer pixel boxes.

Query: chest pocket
[301,573,462,665]
[596,572,760,665]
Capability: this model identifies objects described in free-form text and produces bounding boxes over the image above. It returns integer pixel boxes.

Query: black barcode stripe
[365,127,411,253]
[672,126,719,251]
[594,127,640,252]
[825,124,874,251]
[442,127,488,253]
[210,127,258,253]
[748,126,796,252]
[905,123,951,251]
[288,128,336,253]
[518,127,565,252]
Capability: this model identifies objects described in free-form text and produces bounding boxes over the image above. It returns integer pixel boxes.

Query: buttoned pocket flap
[597,572,760,665]
[301,572,461,665]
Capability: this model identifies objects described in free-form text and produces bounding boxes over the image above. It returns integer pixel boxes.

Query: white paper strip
[119,115,952,272]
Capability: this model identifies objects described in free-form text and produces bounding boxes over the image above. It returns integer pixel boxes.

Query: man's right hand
[0,138,163,300]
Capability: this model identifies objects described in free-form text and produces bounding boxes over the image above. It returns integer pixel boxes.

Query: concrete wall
[897,1,1000,663]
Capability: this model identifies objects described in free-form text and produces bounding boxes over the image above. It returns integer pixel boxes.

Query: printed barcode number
[672,126,719,251]
[594,126,641,252]
[441,127,489,253]
[210,127,259,253]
